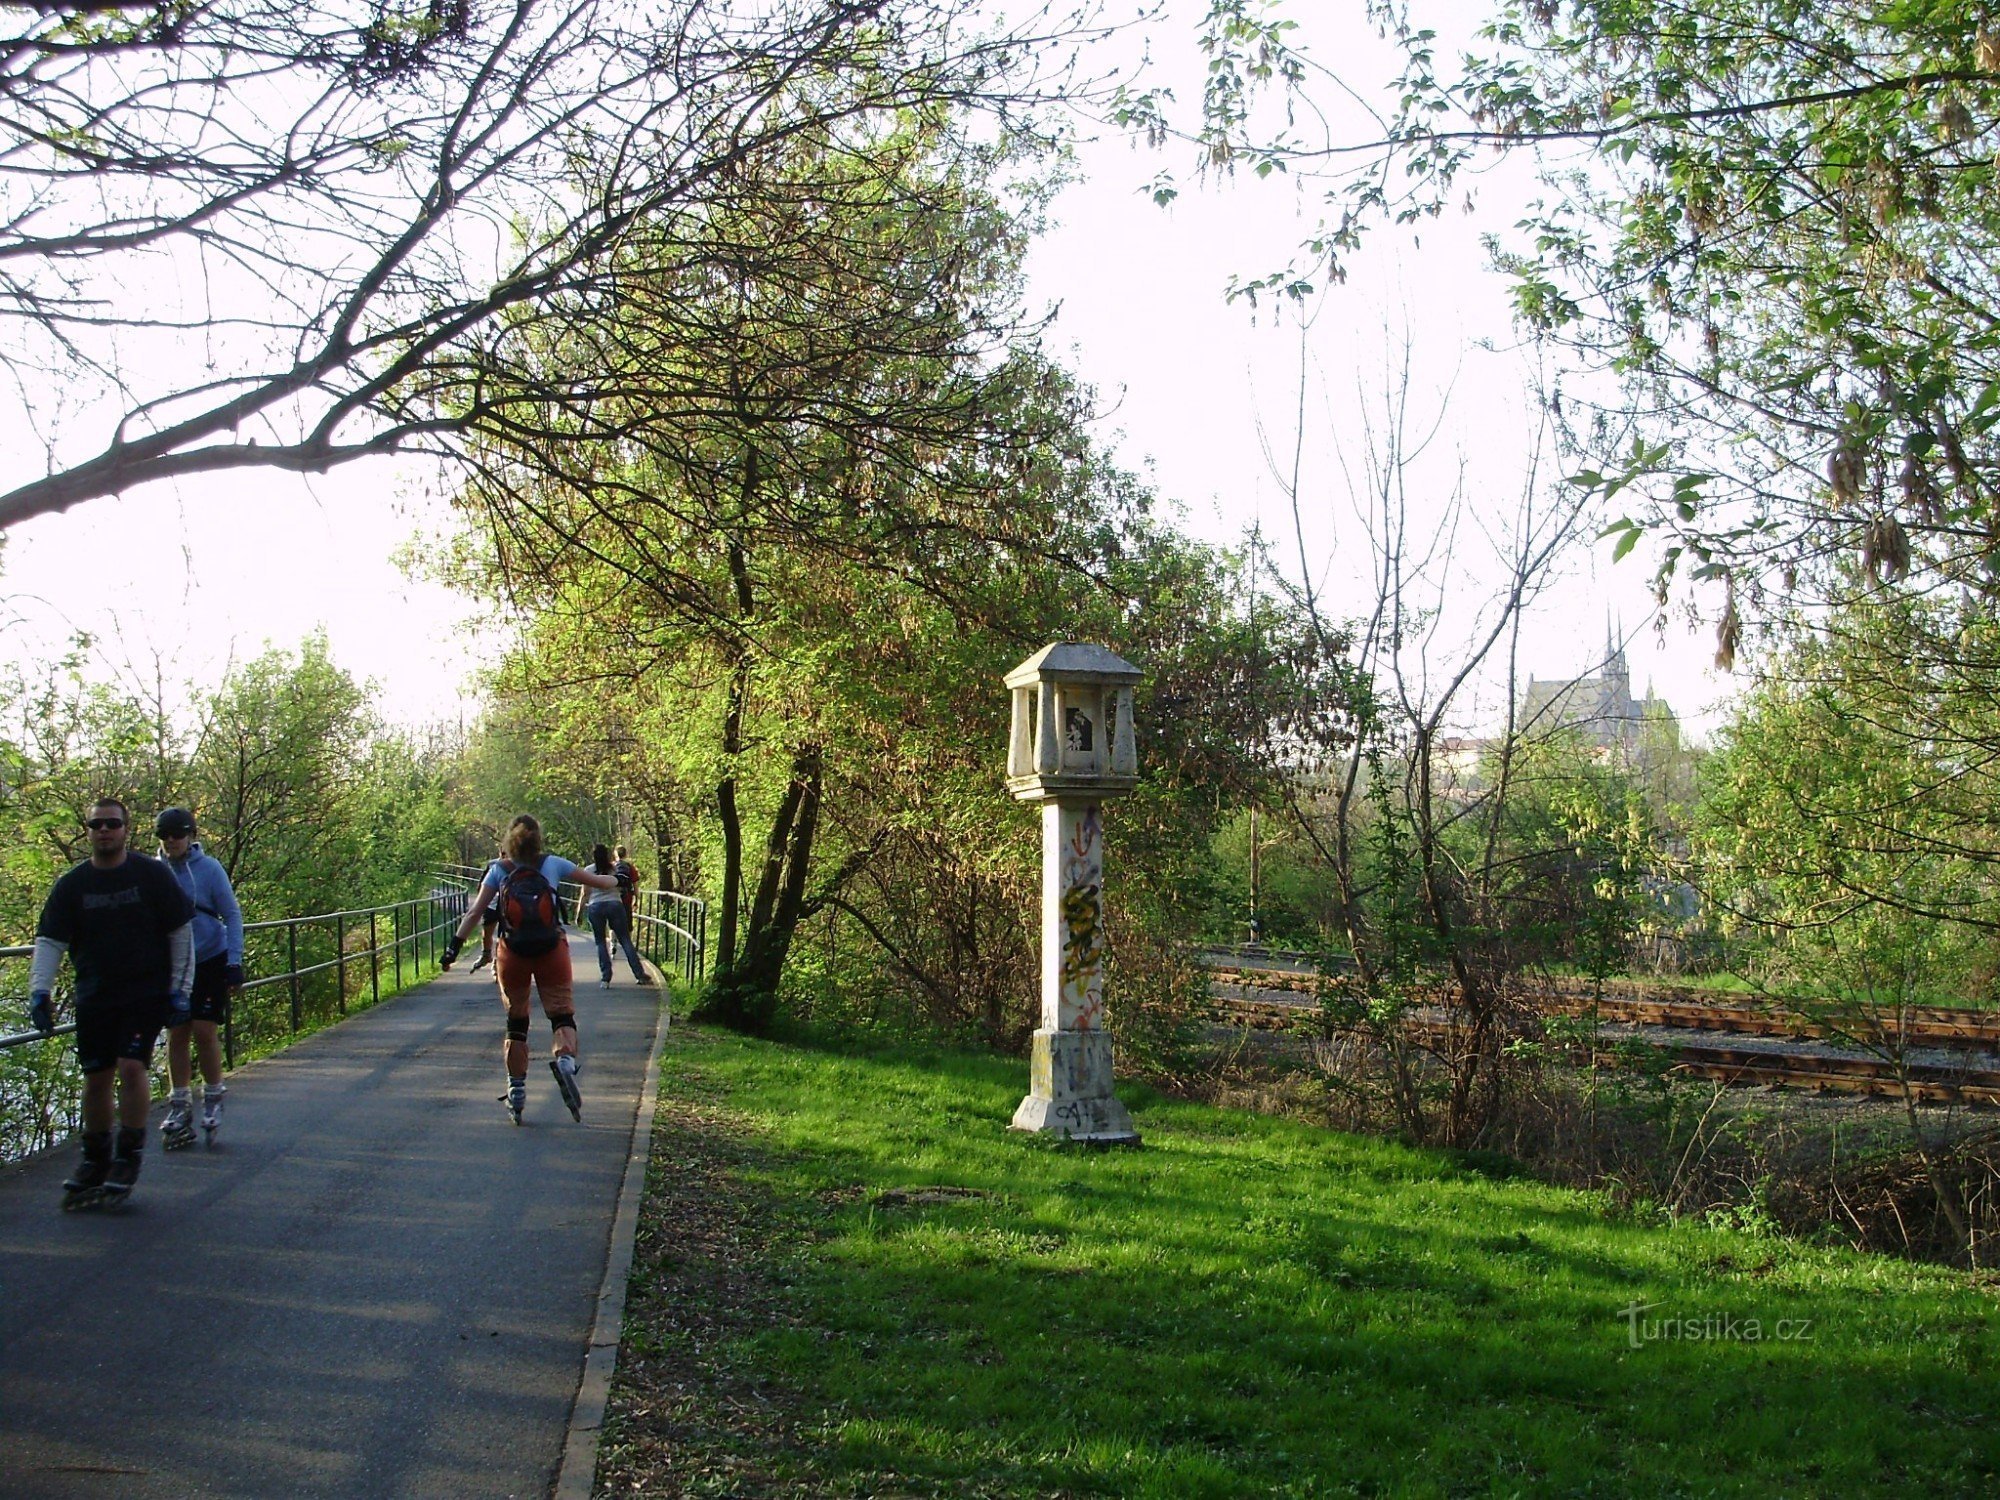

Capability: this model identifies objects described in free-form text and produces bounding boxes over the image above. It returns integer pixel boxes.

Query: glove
[441,936,462,969]
[29,991,53,1033]
[167,990,192,1026]
[224,963,244,993]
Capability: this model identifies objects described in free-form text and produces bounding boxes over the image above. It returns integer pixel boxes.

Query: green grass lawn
[604,1025,2000,1497]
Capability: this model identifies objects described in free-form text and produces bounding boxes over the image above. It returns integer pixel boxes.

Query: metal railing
[433,864,706,987]
[0,886,467,1162]
[1,889,466,1059]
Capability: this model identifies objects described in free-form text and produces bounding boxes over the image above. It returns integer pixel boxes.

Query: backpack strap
[175,855,223,920]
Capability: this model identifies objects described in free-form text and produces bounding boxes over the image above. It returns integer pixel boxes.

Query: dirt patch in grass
[592,1093,816,1498]
[872,1185,988,1209]
[591,1091,1019,1498]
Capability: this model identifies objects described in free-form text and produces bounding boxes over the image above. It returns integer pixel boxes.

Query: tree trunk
[711,534,757,979]
[713,658,748,977]
[701,743,824,1033]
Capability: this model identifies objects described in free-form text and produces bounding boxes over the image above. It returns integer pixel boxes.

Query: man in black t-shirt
[29,796,195,1208]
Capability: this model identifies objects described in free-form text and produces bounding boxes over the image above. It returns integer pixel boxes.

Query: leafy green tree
[346,732,468,905]
[2,633,462,1160]
[188,634,377,912]
[0,641,192,936]
[437,94,1114,1025]
[1693,599,2000,1000]
[447,690,627,870]
[1689,603,2000,1260]
[0,633,451,938]
[418,49,1348,1062]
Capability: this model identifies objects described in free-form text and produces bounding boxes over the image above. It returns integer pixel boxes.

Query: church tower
[1603,617,1631,719]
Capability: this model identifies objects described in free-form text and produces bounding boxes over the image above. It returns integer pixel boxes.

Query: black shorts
[186,953,232,1025]
[74,996,166,1075]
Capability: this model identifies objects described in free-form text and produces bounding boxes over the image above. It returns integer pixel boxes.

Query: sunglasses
[159,829,192,839]
[86,817,126,830]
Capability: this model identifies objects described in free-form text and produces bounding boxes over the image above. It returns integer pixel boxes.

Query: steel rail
[1208,966,2000,1051]
[1213,983,2000,1107]
[0,891,464,1056]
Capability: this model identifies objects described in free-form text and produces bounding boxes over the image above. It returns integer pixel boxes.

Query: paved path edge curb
[555,987,670,1500]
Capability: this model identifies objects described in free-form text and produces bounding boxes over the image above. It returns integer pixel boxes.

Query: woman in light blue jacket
[155,807,245,1148]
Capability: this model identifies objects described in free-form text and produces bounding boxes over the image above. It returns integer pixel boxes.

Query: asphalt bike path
[0,933,663,1499]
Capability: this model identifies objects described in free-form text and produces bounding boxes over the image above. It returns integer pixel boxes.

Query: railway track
[1205,961,2000,1107]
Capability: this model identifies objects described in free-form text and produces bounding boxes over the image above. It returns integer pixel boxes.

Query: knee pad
[547,1011,576,1035]
[506,1016,531,1044]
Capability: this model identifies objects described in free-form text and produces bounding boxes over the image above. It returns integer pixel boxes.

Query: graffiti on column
[1060,803,1105,1029]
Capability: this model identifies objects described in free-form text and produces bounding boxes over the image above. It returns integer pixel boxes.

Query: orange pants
[494,940,577,1076]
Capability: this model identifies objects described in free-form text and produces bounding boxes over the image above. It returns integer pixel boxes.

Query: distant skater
[470,871,500,973]
[580,843,648,988]
[441,815,620,1124]
[154,807,244,1149]
[613,845,639,915]
[28,798,194,1208]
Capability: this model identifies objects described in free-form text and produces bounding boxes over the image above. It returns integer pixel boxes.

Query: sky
[0,5,1739,742]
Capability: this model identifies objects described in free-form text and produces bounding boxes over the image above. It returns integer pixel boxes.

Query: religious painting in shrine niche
[1064,705,1094,756]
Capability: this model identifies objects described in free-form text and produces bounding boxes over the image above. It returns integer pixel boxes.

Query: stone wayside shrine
[1003,642,1142,1145]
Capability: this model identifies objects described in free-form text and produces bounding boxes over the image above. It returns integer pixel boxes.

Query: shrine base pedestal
[1010,1028,1139,1145]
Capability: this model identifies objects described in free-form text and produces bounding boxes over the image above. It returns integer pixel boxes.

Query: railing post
[370,910,379,1005]
[393,902,403,990]
[288,920,301,1034]
[336,913,347,1016]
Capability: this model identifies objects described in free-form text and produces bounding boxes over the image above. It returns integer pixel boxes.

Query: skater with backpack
[154,807,244,1150]
[579,843,648,988]
[27,798,195,1208]
[440,815,621,1124]
[613,845,639,914]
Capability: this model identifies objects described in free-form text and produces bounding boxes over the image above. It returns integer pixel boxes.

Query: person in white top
[579,843,648,988]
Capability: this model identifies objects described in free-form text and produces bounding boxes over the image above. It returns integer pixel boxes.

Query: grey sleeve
[169,922,195,996]
[29,935,66,995]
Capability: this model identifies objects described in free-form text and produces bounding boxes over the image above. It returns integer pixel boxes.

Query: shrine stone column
[1003,643,1142,1145]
